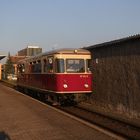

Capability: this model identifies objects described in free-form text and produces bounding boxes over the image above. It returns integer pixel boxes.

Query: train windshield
[66,59,85,73]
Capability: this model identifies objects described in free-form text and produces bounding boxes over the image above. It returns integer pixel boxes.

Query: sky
[0,0,140,56]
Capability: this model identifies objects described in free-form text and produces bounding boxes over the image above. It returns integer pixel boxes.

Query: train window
[43,59,47,72]
[33,60,41,73]
[36,60,41,73]
[18,64,25,73]
[17,65,22,73]
[86,59,92,73]
[22,64,25,73]
[32,61,36,73]
[29,62,33,73]
[47,57,54,73]
[55,59,64,73]
[66,59,85,73]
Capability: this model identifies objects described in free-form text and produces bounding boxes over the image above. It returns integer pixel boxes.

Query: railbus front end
[17,48,92,105]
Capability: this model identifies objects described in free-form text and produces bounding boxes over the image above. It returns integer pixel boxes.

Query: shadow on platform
[0,131,11,140]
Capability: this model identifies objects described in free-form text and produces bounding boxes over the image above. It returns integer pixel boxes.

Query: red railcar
[17,48,92,104]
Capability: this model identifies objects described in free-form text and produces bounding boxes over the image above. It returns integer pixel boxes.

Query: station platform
[0,83,118,140]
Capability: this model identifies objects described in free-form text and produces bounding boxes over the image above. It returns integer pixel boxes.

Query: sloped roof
[85,34,140,49]
[10,56,27,64]
[0,55,6,60]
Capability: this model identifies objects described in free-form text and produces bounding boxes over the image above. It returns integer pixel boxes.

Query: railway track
[57,105,140,140]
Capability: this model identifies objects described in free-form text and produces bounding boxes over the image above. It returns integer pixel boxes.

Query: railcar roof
[17,48,90,63]
[42,48,90,56]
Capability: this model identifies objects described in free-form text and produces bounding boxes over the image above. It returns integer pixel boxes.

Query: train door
[47,56,54,73]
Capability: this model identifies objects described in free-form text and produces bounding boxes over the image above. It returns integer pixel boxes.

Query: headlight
[84,84,89,88]
[63,84,68,88]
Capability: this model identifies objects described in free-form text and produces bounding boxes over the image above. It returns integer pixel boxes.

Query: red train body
[17,48,92,104]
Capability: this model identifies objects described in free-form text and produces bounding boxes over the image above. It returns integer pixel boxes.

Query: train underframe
[17,85,89,106]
